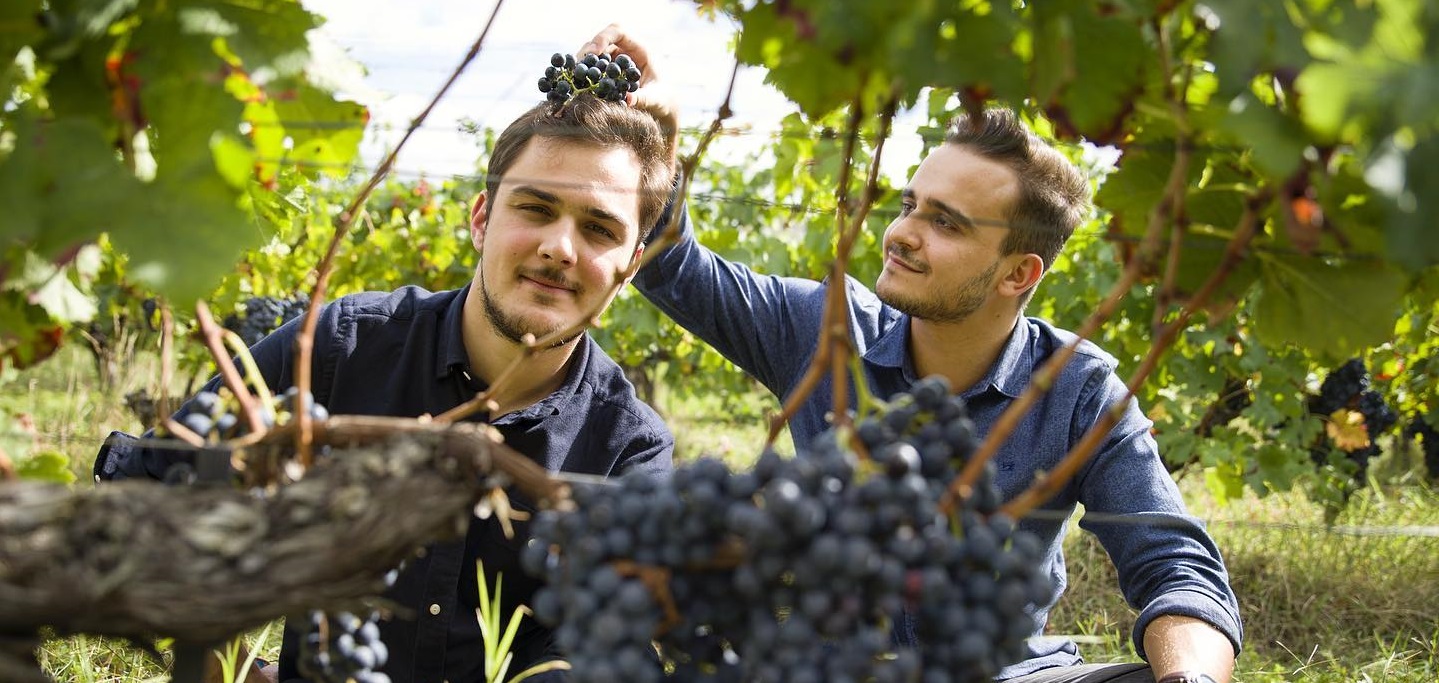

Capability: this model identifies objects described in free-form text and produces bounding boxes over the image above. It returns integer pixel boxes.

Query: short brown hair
[945,108,1091,272]
[485,95,672,244]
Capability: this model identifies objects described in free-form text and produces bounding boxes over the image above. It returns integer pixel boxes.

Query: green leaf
[268,80,367,175]
[1253,253,1409,360]
[16,449,77,484]
[0,0,44,64]
[1218,92,1307,179]
[108,170,262,306]
[1202,0,1309,99]
[1388,135,1439,270]
[1033,1,1149,140]
[1250,442,1308,492]
[0,115,145,259]
[1202,460,1246,504]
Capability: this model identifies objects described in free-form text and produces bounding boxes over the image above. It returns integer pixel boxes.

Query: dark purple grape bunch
[538,51,642,105]
[297,568,400,683]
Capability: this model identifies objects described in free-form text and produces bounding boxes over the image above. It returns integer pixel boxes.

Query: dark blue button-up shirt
[95,285,673,682]
[633,211,1242,679]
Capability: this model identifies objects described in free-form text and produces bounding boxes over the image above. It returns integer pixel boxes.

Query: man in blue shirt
[95,94,676,682]
[584,25,1241,683]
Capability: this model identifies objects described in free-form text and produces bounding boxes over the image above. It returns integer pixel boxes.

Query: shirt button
[429,603,441,616]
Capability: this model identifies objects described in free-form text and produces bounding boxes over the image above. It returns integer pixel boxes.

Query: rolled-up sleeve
[1072,370,1244,660]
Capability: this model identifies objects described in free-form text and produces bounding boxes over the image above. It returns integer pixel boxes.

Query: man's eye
[588,224,617,240]
[899,202,915,216]
[520,204,551,216]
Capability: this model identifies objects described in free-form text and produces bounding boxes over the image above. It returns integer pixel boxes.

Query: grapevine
[525,377,1052,682]
[1307,359,1400,484]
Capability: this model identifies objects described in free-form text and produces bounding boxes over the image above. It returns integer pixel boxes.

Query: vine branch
[943,134,1195,515]
[1000,189,1271,518]
[294,0,508,463]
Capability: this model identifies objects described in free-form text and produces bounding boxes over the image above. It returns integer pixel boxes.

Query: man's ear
[469,191,489,251]
[620,242,646,285]
[999,253,1045,299]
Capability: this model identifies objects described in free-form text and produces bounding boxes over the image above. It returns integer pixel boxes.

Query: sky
[300,0,926,181]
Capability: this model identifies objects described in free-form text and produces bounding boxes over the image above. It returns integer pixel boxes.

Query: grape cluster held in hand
[538,51,642,104]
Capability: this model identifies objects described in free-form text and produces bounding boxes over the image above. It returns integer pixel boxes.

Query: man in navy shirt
[584,25,1240,683]
[95,93,677,682]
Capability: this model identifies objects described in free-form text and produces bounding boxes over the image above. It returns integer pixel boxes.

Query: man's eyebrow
[902,188,975,229]
[510,185,561,204]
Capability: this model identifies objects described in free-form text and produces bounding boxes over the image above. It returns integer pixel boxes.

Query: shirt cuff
[1131,588,1244,661]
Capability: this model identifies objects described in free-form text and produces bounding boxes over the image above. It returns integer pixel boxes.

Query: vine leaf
[1219,92,1307,179]
[1325,408,1371,451]
[0,0,43,69]
[1253,254,1407,361]
[1389,136,1439,271]
[0,116,142,258]
[1032,2,1148,141]
[1202,0,1308,100]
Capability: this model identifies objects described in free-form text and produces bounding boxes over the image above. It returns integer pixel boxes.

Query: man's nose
[538,222,577,266]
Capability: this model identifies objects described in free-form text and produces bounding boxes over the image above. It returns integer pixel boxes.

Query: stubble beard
[479,269,579,348]
[877,257,999,324]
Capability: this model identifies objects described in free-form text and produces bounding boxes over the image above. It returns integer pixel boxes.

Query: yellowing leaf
[1325,408,1371,451]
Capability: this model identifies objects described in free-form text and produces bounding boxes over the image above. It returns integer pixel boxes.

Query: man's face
[470,137,644,344]
[875,144,1022,323]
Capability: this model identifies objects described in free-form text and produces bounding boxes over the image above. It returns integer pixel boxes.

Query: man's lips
[885,252,925,274]
[520,272,576,294]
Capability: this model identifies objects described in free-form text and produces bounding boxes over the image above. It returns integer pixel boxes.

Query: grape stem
[765,89,898,450]
[194,301,267,436]
[157,301,175,420]
[294,0,508,466]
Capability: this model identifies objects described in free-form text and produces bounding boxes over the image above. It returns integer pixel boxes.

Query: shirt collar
[863,312,1035,399]
[436,282,473,381]
[970,318,1033,399]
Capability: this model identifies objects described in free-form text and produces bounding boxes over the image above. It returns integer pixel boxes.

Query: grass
[7,347,1439,682]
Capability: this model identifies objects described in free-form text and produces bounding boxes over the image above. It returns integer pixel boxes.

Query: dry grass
[1049,484,1439,682]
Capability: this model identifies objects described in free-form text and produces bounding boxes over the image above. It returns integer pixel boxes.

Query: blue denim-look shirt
[95,285,673,683]
[633,210,1242,679]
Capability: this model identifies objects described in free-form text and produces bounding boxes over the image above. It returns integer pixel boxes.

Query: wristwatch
[1156,673,1218,683]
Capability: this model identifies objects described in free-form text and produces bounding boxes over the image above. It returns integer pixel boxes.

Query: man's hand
[579,23,680,166]
[1143,614,1237,683]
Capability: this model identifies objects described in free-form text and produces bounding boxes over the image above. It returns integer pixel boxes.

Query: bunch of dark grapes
[297,611,392,683]
[1307,359,1398,481]
[537,51,642,105]
[1309,358,1369,415]
[297,568,399,683]
[159,388,330,483]
[1403,413,1439,481]
[524,376,1052,682]
[168,387,328,442]
[225,296,309,346]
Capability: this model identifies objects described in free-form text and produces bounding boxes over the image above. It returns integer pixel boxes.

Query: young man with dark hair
[95,93,677,683]
[584,24,1241,683]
